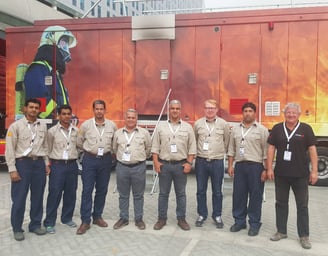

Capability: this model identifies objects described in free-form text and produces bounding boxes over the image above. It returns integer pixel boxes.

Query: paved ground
[0,165,327,256]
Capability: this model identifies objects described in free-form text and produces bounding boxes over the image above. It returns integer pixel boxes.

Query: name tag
[203,142,209,151]
[62,150,69,160]
[45,76,52,86]
[122,151,131,162]
[97,147,104,156]
[283,151,292,161]
[239,147,245,157]
[170,144,178,153]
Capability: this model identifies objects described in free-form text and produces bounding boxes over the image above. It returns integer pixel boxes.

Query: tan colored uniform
[5,117,48,172]
[48,123,79,160]
[227,121,268,163]
[194,117,230,160]
[113,126,151,165]
[77,118,117,154]
[151,120,196,161]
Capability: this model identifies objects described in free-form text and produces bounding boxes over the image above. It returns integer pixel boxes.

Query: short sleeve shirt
[267,122,316,177]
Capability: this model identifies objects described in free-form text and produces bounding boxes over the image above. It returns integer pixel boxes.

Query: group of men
[5,98,318,250]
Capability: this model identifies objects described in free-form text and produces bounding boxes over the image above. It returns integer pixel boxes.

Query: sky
[204,0,328,9]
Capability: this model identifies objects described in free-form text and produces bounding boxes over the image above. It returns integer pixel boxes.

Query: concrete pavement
[0,166,327,256]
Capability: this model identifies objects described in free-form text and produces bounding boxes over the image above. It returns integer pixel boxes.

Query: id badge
[45,76,52,86]
[283,151,292,161]
[122,151,131,162]
[239,147,245,156]
[170,144,178,153]
[203,142,209,151]
[62,150,69,160]
[22,147,32,156]
[97,147,104,156]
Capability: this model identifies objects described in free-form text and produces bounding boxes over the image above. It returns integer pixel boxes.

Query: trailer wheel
[314,147,328,186]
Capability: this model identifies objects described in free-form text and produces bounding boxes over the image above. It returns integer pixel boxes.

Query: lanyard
[27,123,38,147]
[283,121,300,150]
[168,121,181,138]
[205,119,217,137]
[240,124,253,145]
[124,130,136,150]
[60,126,72,150]
[93,119,105,137]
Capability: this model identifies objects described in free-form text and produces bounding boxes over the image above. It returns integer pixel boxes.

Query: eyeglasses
[205,107,216,110]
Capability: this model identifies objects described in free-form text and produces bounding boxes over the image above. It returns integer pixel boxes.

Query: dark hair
[92,99,106,109]
[58,104,72,114]
[25,98,41,107]
[242,102,256,112]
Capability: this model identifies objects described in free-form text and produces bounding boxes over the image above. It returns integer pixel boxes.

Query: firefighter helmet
[39,25,77,62]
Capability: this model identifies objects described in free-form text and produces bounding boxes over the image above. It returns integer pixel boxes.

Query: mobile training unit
[2,6,328,185]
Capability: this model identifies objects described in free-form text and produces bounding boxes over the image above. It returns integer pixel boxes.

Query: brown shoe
[92,218,108,227]
[153,219,166,230]
[76,223,90,235]
[135,220,146,230]
[113,218,129,229]
[177,219,190,231]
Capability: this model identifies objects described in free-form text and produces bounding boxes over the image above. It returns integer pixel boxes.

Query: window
[91,1,95,16]
[107,11,110,17]
[107,0,110,7]
[72,0,77,6]
[98,5,101,17]
[80,0,85,10]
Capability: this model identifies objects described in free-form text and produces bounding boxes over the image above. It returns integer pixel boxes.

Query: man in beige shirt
[151,100,196,231]
[194,99,230,228]
[112,109,151,230]
[227,102,268,236]
[76,99,117,235]
[43,105,79,234]
[5,98,49,241]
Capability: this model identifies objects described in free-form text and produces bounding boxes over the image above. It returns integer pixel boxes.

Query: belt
[50,159,77,164]
[16,156,43,161]
[84,151,111,158]
[237,160,259,164]
[118,161,145,168]
[159,159,187,165]
[197,156,220,162]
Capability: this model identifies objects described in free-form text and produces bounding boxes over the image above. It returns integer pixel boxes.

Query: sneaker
[46,226,56,234]
[63,220,77,228]
[270,232,288,241]
[300,236,312,249]
[213,216,224,229]
[248,228,259,236]
[113,218,129,230]
[195,216,205,227]
[177,219,190,231]
[153,219,167,230]
[230,224,246,232]
[30,227,47,236]
[13,232,25,241]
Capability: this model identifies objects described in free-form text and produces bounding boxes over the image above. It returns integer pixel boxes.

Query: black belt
[84,151,111,158]
[118,161,145,168]
[197,156,220,162]
[159,159,187,165]
[16,156,43,161]
[237,160,259,164]
[50,159,77,164]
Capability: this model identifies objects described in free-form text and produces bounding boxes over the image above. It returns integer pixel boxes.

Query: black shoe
[195,216,205,227]
[248,228,259,236]
[29,227,47,235]
[113,218,129,229]
[230,224,246,232]
[213,216,224,229]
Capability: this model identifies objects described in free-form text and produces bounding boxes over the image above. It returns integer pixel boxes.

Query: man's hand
[266,168,274,181]
[309,171,318,185]
[182,163,192,174]
[228,166,234,177]
[46,165,51,175]
[153,161,162,173]
[261,170,267,182]
[10,171,21,182]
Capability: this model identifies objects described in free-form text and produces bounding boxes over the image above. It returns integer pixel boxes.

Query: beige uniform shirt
[113,126,151,164]
[194,116,230,160]
[151,120,197,161]
[5,117,48,172]
[227,121,269,163]
[77,118,117,154]
[48,123,79,160]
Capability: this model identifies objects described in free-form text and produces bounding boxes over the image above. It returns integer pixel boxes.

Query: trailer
[2,6,328,185]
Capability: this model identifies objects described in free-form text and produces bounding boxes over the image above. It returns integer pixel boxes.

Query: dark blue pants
[274,175,309,237]
[158,163,187,220]
[44,161,78,227]
[195,157,224,219]
[232,161,264,230]
[11,158,46,232]
[80,153,112,224]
